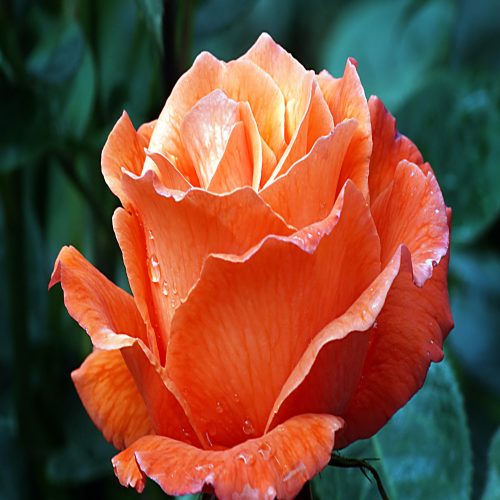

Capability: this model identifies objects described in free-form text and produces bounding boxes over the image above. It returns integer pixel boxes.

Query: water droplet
[242,419,255,435]
[172,283,178,295]
[149,255,160,283]
[147,229,154,240]
[236,452,255,465]
[265,486,277,499]
[162,280,169,296]
[215,401,224,414]
[258,442,272,461]
[434,208,440,214]
[170,298,176,308]
[205,431,214,448]
[232,393,240,403]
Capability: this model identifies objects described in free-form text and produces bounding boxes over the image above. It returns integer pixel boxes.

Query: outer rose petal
[368,96,424,203]
[49,246,199,445]
[318,60,372,198]
[113,413,343,500]
[260,119,356,228]
[72,349,153,450]
[49,245,148,348]
[121,171,294,345]
[372,161,448,286]
[166,182,380,448]
[337,236,453,448]
[101,112,147,204]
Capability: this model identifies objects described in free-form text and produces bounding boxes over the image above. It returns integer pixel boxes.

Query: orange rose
[50,34,452,499]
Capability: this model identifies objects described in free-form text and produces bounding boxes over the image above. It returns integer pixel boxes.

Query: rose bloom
[50,34,452,499]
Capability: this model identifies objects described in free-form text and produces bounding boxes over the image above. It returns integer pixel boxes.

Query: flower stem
[329,454,389,500]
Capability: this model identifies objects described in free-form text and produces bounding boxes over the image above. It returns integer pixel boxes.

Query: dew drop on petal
[147,229,154,241]
[258,442,272,461]
[236,452,255,465]
[242,419,255,435]
[149,255,160,283]
[162,280,169,296]
[215,401,224,414]
[232,392,240,403]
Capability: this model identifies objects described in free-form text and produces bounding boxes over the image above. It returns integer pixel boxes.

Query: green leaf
[448,249,500,394]
[58,46,96,139]
[136,0,164,51]
[319,0,454,111]
[27,19,85,84]
[482,427,500,500]
[313,360,472,499]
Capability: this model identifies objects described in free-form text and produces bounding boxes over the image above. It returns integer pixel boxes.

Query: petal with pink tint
[266,77,334,185]
[368,96,424,203]
[260,119,356,228]
[371,160,449,286]
[148,52,225,183]
[223,59,286,159]
[242,33,333,151]
[113,413,342,500]
[121,171,294,344]
[166,182,380,448]
[207,121,254,193]
[318,60,371,198]
[72,349,153,450]
[180,90,242,187]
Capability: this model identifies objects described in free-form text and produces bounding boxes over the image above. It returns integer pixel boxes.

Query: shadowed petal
[260,119,356,228]
[368,96,424,203]
[166,182,380,448]
[113,413,342,500]
[318,60,372,198]
[371,161,448,286]
[337,233,453,447]
[72,349,153,450]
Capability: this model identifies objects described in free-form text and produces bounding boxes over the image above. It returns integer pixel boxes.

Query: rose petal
[371,160,449,286]
[180,90,242,187]
[243,33,333,151]
[101,112,147,203]
[144,150,191,191]
[223,59,286,159]
[266,245,408,431]
[260,119,356,228]
[49,246,198,444]
[121,171,294,344]
[137,119,157,145]
[368,96,424,203]
[337,232,453,447]
[113,413,342,500]
[318,60,372,198]
[207,121,254,193]
[49,245,148,348]
[166,182,380,448]
[72,349,153,450]
[149,52,287,184]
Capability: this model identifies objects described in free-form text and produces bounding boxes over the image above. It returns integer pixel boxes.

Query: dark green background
[1,0,499,498]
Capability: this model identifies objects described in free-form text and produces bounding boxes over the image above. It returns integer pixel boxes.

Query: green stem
[329,454,389,500]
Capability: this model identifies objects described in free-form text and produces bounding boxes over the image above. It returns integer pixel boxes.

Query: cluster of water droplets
[147,229,178,308]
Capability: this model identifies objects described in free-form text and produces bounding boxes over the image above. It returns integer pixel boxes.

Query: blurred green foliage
[0,0,499,499]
